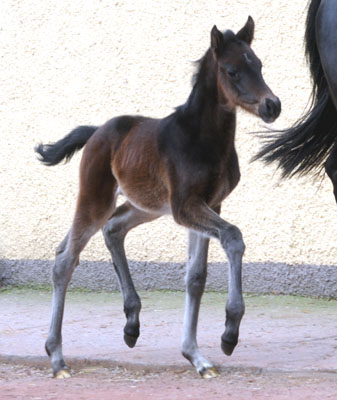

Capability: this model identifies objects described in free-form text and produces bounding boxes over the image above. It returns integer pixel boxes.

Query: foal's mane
[254,0,337,178]
[191,49,215,87]
[175,48,218,119]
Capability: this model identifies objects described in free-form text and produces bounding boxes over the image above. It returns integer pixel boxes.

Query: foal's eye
[227,70,239,80]
[220,66,240,82]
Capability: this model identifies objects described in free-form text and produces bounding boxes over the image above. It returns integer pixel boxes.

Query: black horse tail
[254,0,337,178]
[35,125,99,166]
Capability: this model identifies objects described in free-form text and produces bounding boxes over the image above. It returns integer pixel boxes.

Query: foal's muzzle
[258,97,281,123]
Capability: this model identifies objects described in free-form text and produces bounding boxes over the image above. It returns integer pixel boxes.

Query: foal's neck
[183,49,236,138]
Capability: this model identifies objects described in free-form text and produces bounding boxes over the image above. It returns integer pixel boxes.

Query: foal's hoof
[221,335,238,356]
[55,369,71,379]
[199,366,219,379]
[124,324,139,348]
[124,333,138,348]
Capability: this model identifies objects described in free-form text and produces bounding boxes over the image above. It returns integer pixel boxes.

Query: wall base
[1,259,336,298]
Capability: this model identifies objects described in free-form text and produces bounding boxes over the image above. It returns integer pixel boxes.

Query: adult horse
[36,18,280,379]
[255,0,337,200]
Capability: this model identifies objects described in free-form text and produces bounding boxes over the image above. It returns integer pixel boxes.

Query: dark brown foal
[36,17,280,379]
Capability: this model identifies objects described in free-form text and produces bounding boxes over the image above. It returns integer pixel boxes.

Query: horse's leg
[102,201,158,348]
[316,0,337,110]
[325,147,337,203]
[316,0,337,202]
[46,141,117,378]
[173,200,245,372]
[182,230,219,378]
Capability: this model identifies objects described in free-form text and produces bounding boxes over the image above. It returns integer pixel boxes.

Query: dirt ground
[2,288,337,399]
[1,362,337,400]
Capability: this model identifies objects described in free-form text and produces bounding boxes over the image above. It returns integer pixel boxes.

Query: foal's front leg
[103,202,158,347]
[174,200,245,370]
[182,231,219,378]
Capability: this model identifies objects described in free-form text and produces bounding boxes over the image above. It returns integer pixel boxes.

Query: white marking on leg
[181,232,217,376]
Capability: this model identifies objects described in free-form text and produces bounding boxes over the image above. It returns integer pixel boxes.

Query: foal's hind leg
[182,231,219,378]
[46,203,115,378]
[103,201,158,348]
[45,223,99,378]
[46,139,117,378]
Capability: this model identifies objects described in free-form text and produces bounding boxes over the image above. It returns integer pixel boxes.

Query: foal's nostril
[258,96,281,123]
[266,98,274,114]
[265,97,281,118]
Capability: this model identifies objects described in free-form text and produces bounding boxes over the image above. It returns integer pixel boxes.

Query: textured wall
[1,0,336,268]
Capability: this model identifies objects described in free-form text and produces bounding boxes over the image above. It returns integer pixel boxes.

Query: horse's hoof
[199,366,219,379]
[221,338,237,356]
[55,369,71,379]
[124,333,138,348]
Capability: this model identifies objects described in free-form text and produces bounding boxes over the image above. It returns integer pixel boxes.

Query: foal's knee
[220,225,245,257]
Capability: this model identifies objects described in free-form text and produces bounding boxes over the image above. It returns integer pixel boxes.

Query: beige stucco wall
[1,0,336,266]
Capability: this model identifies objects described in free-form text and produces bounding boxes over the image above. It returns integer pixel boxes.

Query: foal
[36,17,280,379]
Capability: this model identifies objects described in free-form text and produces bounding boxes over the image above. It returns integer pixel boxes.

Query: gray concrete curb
[1,259,337,298]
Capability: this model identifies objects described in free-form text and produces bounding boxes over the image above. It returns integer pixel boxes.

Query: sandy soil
[1,363,337,400]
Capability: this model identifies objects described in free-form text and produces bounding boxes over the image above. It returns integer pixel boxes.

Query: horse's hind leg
[182,230,219,379]
[102,202,158,348]
[316,0,337,202]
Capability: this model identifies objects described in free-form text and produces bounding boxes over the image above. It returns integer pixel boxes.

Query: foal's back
[81,115,171,215]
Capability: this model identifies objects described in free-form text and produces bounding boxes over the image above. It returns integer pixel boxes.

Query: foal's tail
[253,0,337,178]
[35,125,99,166]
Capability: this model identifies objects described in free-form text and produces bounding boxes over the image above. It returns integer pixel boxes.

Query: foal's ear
[211,25,225,55]
[236,16,254,45]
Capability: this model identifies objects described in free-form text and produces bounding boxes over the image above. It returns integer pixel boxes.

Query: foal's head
[211,17,281,123]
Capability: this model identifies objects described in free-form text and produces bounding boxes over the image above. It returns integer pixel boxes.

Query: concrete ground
[1,288,337,399]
